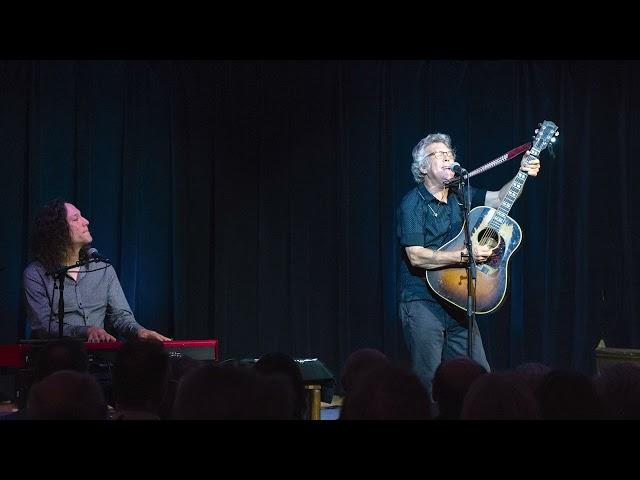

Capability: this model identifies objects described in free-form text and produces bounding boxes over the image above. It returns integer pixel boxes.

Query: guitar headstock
[531,120,559,156]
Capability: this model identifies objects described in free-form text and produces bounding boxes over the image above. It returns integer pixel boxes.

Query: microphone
[448,162,467,176]
[86,248,111,264]
[443,162,468,188]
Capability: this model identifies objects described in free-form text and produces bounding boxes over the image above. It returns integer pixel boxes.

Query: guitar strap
[465,142,532,179]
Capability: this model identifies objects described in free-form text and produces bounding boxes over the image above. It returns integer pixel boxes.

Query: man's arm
[405,246,465,270]
[405,245,492,270]
[485,152,540,208]
[105,267,144,338]
[106,267,172,341]
[398,193,492,270]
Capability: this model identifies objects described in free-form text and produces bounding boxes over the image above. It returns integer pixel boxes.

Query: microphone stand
[448,172,477,358]
[50,259,91,338]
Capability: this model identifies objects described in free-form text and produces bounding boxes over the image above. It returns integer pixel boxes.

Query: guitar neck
[489,171,528,230]
[488,145,542,230]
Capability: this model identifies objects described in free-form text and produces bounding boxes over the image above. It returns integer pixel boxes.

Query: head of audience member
[112,339,170,416]
[461,372,540,420]
[27,370,108,420]
[536,369,604,420]
[432,357,487,420]
[593,362,640,419]
[340,348,389,395]
[254,352,307,420]
[172,363,295,420]
[14,337,91,411]
[157,355,202,420]
[339,362,431,420]
[513,362,552,395]
[170,355,202,381]
[34,337,89,381]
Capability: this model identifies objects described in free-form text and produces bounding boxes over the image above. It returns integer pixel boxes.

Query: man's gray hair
[410,133,454,183]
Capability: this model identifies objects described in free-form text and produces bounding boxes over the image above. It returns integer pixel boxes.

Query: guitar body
[426,206,522,314]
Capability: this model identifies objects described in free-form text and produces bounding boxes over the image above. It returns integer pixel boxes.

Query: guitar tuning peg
[555,131,560,136]
[534,129,539,134]
[551,137,557,143]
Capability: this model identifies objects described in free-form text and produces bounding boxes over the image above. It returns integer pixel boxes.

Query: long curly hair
[30,198,89,272]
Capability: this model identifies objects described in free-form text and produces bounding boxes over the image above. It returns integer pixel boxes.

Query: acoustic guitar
[425,120,559,314]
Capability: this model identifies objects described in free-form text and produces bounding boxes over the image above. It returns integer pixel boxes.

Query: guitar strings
[478,160,525,247]
[479,150,534,246]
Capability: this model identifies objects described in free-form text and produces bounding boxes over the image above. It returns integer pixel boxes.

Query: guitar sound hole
[476,228,500,249]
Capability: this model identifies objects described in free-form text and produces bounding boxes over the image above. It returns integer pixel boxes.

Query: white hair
[410,133,454,183]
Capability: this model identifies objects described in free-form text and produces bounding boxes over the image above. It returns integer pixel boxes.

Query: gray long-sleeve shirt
[23,260,143,339]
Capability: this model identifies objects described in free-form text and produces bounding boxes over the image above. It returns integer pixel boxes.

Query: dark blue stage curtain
[1,60,639,378]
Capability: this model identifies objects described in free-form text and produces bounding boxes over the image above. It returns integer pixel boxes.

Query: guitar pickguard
[475,218,514,275]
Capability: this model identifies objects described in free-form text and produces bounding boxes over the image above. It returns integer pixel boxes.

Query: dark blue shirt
[397,183,487,303]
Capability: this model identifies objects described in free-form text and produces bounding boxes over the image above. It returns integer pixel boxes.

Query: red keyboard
[0,339,219,368]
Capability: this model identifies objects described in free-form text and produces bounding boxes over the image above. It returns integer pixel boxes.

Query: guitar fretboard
[489,170,529,231]
[488,144,543,231]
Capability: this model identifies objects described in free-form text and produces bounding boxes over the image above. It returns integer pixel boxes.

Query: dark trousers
[399,299,490,398]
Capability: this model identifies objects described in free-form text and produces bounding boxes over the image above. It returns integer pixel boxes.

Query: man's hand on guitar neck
[487,150,542,208]
[520,150,541,176]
